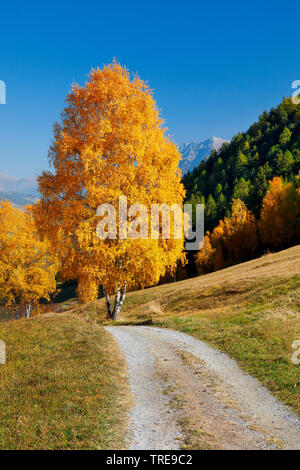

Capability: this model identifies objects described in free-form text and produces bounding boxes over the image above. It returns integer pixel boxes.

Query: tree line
[195,176,300,274]
[184,97,300,231]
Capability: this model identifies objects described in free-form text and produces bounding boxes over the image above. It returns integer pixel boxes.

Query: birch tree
[0,201,57,317]
[33,61,185,319]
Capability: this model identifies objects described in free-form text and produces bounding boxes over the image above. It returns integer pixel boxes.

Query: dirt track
[106,325,300,450]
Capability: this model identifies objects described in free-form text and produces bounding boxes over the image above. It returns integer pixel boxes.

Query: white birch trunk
[111,284,126,320]
[25,303,31,319]
[104,285,127,320]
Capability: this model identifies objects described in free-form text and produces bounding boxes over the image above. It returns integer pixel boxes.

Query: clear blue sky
[0,0,299,177]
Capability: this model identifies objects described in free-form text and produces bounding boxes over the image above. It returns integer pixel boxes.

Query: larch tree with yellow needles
[259,177,299,249]
[0,201,58,318]
[33,61,185,319]
[195,199,258,273]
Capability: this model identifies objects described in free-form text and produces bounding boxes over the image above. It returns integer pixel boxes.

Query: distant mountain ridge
[0,191,39,208]
[179,136,229,175]
[0,174,38,208]
[0,173,38,195]
[0,137,230,207]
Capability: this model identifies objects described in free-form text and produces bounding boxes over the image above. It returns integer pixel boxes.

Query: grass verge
[0,312,131,449]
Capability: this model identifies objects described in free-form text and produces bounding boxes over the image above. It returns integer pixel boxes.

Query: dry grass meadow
[84,245,300,415]
[0,245,299,449]
[0,312,131,449]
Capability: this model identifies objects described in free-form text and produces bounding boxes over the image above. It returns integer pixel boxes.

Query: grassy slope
[86,245,300,415]
[2,246,298,449]
[0,312,131,450]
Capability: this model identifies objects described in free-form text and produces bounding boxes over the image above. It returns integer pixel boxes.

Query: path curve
[105,326,300,450]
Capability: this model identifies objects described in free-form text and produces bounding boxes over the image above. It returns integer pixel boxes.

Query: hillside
[183,98,300,230]
[83,245,300,416]
[1,246,299,449]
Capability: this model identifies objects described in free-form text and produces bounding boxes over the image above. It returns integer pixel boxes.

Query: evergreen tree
[183,96,300,229]
[205,194,218,229]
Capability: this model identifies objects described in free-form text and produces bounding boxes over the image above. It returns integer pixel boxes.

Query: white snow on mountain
[0,136,230,207]
[179,136,229,175]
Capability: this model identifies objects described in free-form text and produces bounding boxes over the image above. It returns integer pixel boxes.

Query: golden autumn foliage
[194,235,215,274]
[196,199,258,273]
[0,201,57,317]
[259,176,299,249]
[223,199,258,262]
[33,62,185,316]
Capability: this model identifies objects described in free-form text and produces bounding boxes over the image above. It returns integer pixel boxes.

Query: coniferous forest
[183,97,300,274]
[184,97,300,229]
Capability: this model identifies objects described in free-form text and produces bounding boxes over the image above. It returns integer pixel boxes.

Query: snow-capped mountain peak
[179,136,229,175]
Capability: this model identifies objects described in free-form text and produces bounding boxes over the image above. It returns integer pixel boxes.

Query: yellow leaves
[195,199,258,273]
[34,62,185,302]
[223,199,258,262]
[0,201,58,308]
[195,235,215,274]
[259,177,299,248]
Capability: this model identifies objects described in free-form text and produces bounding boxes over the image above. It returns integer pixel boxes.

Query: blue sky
[0,0,299,177]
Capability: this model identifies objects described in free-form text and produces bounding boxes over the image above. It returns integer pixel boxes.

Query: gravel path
[105,326,300,450]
